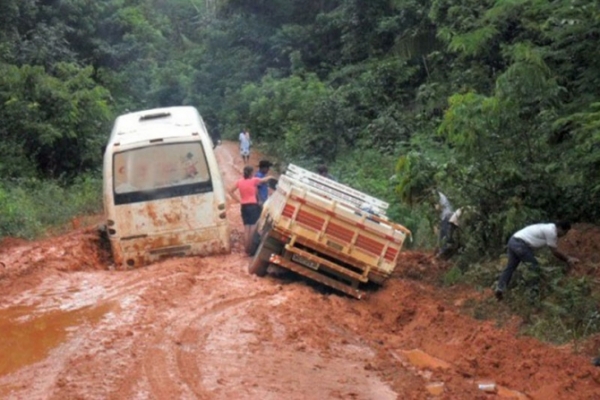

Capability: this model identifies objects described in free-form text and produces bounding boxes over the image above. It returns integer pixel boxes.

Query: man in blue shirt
[255,160,273,205]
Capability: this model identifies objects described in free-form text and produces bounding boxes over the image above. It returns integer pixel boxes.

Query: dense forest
[1,0,599,255]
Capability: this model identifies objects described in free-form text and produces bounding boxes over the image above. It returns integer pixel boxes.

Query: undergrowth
[0,174,102,239]
[441,250,600,348]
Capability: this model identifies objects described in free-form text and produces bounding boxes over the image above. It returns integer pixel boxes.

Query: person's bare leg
[244,224,259,254]
[247,224,258,253]
[244,225,252,254]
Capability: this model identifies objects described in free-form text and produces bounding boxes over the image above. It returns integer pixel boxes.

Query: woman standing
[229,165,273,254]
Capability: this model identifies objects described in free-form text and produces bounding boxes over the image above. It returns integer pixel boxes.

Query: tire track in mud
[171,289,401,400]
[125,289,275,399]
[174,293,274,398]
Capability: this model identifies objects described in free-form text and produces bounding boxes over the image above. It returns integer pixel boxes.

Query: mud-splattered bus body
[102,106,230,268]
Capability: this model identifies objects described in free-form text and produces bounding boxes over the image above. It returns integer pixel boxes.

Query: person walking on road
[239,129,251,164]
[229,165,274,255]
[495,221,580,300]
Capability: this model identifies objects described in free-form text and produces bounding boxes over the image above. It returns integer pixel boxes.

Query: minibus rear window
[113,142,212,204]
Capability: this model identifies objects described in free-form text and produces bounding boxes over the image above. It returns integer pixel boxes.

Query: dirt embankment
[0,141,599,399]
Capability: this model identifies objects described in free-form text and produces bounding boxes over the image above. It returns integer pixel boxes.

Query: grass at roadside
[0,174,102,240]
[438,255,600,350]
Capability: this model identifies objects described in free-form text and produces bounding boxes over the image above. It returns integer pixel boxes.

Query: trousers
[497,236,539,291]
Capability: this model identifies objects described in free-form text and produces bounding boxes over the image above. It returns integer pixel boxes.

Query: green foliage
[513,268,600,345]
[335,147,397,198]
[0,176,102,239]
[394,152,437,206]
[434,45,567,253]
[239,73,339,161]
[0,63,112,179]
[448,25,498,56]
[443,265,463,286]
[447,255,600,345]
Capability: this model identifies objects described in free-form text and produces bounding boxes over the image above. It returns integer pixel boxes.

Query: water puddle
[0,302,116,377]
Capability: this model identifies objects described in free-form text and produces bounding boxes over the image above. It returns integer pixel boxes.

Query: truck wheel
[248,219,273,257]
[248,231,261,257]
[249,236,281,277]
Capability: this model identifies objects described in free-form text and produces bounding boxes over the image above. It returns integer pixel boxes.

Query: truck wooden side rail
[249,164,411,299]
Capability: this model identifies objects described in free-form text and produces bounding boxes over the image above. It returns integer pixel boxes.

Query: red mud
[0,142,599,399]
[560,223,600,278]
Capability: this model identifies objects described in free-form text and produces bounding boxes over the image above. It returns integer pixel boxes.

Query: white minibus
[102,106,230,268]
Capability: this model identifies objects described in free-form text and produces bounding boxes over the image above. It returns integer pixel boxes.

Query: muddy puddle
[0,302,116,377]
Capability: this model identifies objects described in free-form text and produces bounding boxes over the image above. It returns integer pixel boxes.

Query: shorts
[241,203,261,225]
[240,149,250,156]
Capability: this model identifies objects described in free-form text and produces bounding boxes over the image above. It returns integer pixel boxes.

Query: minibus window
[113,142,212,204]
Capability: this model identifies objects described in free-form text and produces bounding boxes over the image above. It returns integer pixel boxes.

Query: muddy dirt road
[1,142,600,399]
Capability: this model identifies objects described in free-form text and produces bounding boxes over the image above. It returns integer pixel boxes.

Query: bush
[455,254,600,345]
[0,174,102,239]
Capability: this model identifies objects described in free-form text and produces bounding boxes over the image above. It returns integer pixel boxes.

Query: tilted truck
[249,164,411,299]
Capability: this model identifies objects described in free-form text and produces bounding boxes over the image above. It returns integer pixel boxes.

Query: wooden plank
[270,255,365,299]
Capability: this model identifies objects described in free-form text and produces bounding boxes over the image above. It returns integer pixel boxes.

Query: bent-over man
[495,221,579,300]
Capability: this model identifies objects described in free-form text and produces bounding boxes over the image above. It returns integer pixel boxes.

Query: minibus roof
[109,106,208,146]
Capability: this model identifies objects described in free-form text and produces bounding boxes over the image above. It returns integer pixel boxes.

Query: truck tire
[248,231,261,257]
[248,236,282,277]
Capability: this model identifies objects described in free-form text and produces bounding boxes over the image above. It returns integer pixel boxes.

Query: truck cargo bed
[250,164,410,298]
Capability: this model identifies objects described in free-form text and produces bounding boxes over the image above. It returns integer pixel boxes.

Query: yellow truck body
[250,164,410,298]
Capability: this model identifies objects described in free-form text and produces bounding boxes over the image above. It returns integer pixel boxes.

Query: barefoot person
[495,221,580,300]
[229,165,274,255]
